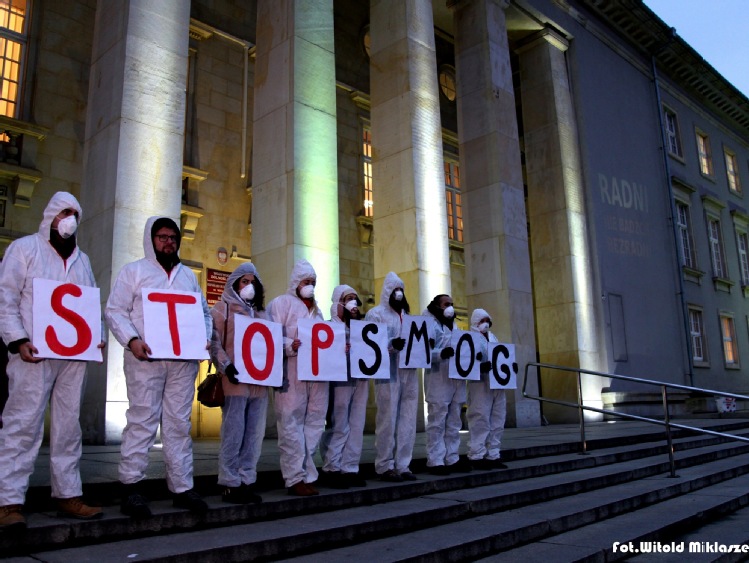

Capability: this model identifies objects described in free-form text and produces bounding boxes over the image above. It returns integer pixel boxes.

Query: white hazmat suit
[365,272,418,476]
[424,303,466,468]
[105,217,212,494]
[267,259,328,488]
[0,192,99,505]
[321,284,368,476]
[210,262,268,491]
[467,309,506,463]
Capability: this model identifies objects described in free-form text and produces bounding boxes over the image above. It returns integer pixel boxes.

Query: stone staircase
[4,420,749,562]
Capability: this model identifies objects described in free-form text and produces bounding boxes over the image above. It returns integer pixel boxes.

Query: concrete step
[280,454,749,563]
[11,440,749,562]
[4,429,746,557]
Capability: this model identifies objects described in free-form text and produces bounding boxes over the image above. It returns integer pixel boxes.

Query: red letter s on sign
[46,283,92,356]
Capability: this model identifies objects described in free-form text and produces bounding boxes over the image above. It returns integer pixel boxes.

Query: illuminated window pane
[725,150,741,194]
[0,0,26,118]
[720,315,737,365]
[439,65,456,102]
[362,125,373,217]
[696,132,712,176]
[445,160,463,242]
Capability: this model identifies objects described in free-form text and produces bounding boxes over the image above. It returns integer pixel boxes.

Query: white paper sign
[32,279,102,362]
[489,342,518,389]
[350,319,391,379]
[398,315,432,369]
[233,316,283,387]
[448,330,481,381]
[297,319,347,382]
[142,288,210,360]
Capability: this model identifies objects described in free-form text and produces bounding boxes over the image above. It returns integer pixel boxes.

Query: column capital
[447,0,510,12]
[514,26,569,54]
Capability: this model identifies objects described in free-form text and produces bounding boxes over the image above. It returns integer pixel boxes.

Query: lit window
[362,125,372,218]
[0,0,27,118]
[725,150,741,194]
[720,315,738,366]
[439,65,456,103]
[737,232,749,286]
[663,107,682,158]
[696,132,712,176]
[688,308,706,363]
[445,161,462,242]
[707,218,727,278]
[676,202,696,269]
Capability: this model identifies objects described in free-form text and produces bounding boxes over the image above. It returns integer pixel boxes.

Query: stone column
[451,0,540,427]
[251,0,340,304]
[516,28,600,423]
[79,0,190,443]
[369,0,451,307]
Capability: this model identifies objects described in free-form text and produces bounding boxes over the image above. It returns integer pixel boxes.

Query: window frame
[695,129,713,178]
[675,200,697,270]
[663,105,683,159]
[719,312,739,368]
[688,306,708,366]
[0,0,29,119]
[443,157,463,243]
[724,148,741,195]
[361,122,373,218]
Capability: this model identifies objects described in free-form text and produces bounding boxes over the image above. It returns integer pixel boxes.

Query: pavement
[26,416,748,493]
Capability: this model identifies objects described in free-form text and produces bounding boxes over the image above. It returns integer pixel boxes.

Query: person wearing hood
[319,284,367,489]
[210,262,266,504]
[364,272,418,482]
[423,294,469,474]
[266,259,328,496]
[466,309,507,470]
[0,192,104,528]
[105,217,212,518]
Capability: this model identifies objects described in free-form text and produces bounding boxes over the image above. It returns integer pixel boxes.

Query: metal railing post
[577,369,587,454]
[661,385,677,478]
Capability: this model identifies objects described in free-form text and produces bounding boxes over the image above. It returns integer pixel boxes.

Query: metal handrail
[523,362,749,477]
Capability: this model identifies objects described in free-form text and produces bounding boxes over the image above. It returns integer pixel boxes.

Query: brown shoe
[0,505,25,529]
[287,481,317,497]
[57,497,103,520]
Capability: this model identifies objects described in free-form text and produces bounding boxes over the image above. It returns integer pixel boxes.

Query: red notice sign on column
[206,268,231,307]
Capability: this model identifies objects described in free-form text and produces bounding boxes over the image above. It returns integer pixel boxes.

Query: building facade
[0,0,746,443]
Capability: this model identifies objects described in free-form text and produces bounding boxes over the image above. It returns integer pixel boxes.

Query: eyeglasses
[155,234,178,242]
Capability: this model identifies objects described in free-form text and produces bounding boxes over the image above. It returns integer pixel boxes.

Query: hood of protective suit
[223,262,261,307]
[286,259,317,296]
[330,284,357,319]
[380,271,404,306]
[143,216,181,262]
[39,192,83,241]
[471,308,492,330]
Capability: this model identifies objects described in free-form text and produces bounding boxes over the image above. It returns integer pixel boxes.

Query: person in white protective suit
[365,272,418,482]
[424,294,471,474]
[210,262,267,504]
[466,309,507,470]
[0,192,104,529]
[267,259,329,496]
[105,217,212,518]
[319,284,368,489]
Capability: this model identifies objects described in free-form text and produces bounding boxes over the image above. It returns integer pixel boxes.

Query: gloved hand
[391,337,406,351]
[476,352,484,361]
[480,361,492,373]
[429,338,435,349]
[440,347,455,360]
[225,363,240,385]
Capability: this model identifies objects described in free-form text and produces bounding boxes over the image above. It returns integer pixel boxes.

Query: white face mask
[299,284,315,299]
[239,284,255,302]
[443,305,455,319]
[344,299,359,312]
[393,289,404,301]
[478,322,490,334]
[57,215,78,239]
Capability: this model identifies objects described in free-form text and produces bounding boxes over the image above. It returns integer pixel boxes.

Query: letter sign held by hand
[32,279,102,361]
[489,342,518,390]
[142,288,209,360]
